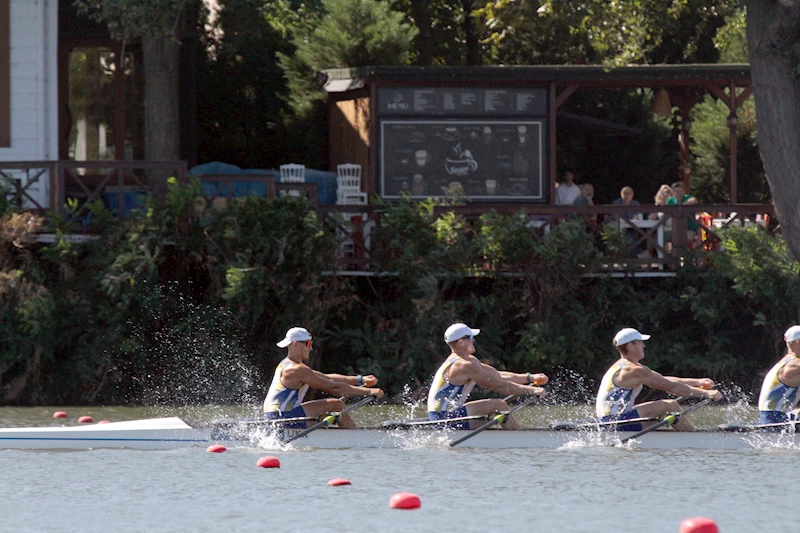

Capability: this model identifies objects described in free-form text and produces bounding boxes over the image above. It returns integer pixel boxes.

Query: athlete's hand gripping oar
[619,398,711,445]
[283,396,375,444]
[450,394,540,447]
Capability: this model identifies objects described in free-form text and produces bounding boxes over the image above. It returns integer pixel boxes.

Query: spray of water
[115,284,263,422]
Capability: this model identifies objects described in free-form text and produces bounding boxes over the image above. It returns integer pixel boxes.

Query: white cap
[444,323,480,343]
[785,325,800,342]
[277,327,312,348]
[613,328,651,347]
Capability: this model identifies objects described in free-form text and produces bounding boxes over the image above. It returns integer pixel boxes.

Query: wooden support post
[728,79,738,205]
[549,83,557,204]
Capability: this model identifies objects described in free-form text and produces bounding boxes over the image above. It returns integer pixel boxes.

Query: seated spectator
[611,186,642,257]
[648,184,674,255]
[649,184,674,220]
[555,170,581,205]
[611,186,641,220]
[666,182,699,244]
[573,183,594,206]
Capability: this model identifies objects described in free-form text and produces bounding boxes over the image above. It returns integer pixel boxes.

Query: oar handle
[449,394,539,447]
[282,395,375,444]
[619,398,711,444]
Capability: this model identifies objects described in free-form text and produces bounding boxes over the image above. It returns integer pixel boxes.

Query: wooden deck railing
[0,161,778,275]
[319,203,778,274]
[0,160,187,218]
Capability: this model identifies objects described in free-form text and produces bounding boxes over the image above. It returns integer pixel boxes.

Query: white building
[0,0,58,208]
[0,0,195,211]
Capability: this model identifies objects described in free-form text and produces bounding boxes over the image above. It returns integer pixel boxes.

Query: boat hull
[0,418,211,450]
[1,418,799,451]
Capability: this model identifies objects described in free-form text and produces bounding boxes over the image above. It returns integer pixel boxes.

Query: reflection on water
[0,433,795,533]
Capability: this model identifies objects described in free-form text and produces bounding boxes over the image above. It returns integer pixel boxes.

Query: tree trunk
[143,34,181,161]
[746,0,800,259]
[462,0,480,65]
[410,1,433,64]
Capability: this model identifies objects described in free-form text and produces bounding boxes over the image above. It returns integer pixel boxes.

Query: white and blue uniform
[263,358,309,427]
[427,354,476,428]
[758,354,800,425]
[595,359,644,431]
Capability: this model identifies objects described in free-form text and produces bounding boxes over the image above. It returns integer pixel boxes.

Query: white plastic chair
[336,164,367,205]
[280,164,306,183]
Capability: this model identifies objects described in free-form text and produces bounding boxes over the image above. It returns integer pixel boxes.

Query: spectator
[666,182,699,244]
[611,186,641,220]
[649,184,674,255]
[612,186,642,257]
[555,170,581,205]
[649,184,674,219]
[573,183,595,206]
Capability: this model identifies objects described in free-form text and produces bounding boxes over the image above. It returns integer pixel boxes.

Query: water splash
[115,283,263,416]
[538,367,595,406]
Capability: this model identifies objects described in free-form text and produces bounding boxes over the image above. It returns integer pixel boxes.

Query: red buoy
[389,492,421,509]
[327,478,351,486]
[97,420,111,424]
[78,416,93,424]
[206,444,227,453]
[680,517,719,533]
[256,456,281,468]
[53,411,68,419]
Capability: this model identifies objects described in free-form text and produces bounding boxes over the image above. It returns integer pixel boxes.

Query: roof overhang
[319,64,751,91]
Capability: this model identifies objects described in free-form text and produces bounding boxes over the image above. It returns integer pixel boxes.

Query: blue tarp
[188,162,338,205]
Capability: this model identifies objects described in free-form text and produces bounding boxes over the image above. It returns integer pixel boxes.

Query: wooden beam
[729,79,738,205]
[706,84,731,108]
[736,84,753,105]
[555,84,578,109]
[549,83,557,204]
[114,43,126,160]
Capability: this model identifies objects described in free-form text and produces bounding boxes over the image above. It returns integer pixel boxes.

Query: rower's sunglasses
[298,339,312,348]
[461,335,474,342]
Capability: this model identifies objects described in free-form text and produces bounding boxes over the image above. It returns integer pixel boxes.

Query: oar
[282,396,375,444]
[214,416,317,427]
[382,414,490,429]
[719,420,800,432]
[619,399,711,445]
[449,395,539,447]
[551,416,659,431]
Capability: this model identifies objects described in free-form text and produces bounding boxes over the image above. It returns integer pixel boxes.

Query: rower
[757,325,800,426]
[596,328,722,432]
[427,323,547,430]
[264,327,383,428]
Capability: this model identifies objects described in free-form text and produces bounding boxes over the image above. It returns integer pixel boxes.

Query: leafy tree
[196,0,293,168]
[746,0,800,260]
[391,0,488,65]
[276,0,418,166]
[477,0,738,66]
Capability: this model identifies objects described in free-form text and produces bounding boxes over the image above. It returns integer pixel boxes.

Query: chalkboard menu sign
[378,87,547,117]
[380,120,544,200]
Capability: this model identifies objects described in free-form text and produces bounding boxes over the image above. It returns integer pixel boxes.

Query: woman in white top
[649,184,674,254]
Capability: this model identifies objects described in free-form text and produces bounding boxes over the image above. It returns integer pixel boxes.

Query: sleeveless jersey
[263,358,309,414]
[427,354,476,413]
[596,359,643,417]
[758,354,800,413]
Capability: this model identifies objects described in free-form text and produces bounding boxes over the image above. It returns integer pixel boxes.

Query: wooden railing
[319,203,778,274]
[0,161,778,275]
[0,161,57,211]
[0,160,187,218]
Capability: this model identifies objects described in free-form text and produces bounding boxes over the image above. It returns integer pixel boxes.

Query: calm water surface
[0,405,794,533]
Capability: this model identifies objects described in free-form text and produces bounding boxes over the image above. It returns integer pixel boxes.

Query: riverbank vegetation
[0,183,797,405]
